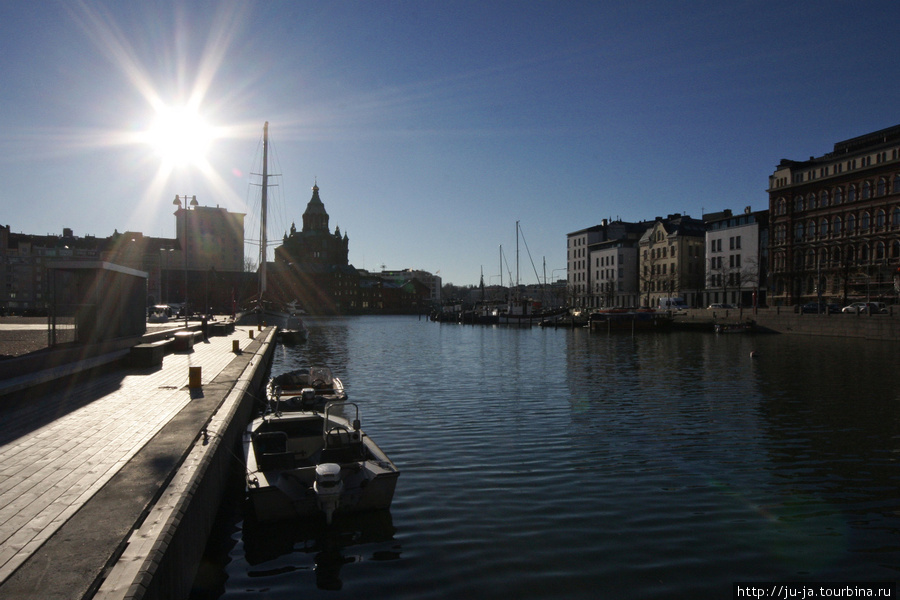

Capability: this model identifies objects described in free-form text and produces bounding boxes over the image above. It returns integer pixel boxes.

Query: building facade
[568,220,650,308]
[273,184,359,314]
[589,238,640,308]
[768,124,900,306]
[638,214,706,308]
[704,208,768,307]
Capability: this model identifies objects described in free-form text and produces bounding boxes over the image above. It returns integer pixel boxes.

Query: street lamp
[173,194,198,326]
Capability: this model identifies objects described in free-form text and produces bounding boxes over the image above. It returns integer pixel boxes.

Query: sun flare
[145,105,215,168]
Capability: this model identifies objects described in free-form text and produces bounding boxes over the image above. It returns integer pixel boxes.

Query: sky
[2,1,900,287]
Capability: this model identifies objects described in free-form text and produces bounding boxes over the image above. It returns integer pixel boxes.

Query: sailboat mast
[259,122,268,298]
[515,220,520,299]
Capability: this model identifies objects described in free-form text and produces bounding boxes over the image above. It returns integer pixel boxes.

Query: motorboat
[267,367,347,411]
[589,308,674,331]
[244,402,399,524]
[714,322,754,334]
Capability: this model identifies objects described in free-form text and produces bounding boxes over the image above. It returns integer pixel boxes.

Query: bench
[128,339,171,368]
[209,322,230,336]
[173,330,203,352]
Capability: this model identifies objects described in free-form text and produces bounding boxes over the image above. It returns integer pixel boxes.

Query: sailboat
[237,122,307,341]
[497,221,566,326]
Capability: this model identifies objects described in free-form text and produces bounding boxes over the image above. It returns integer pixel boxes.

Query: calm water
[192,316,900,599]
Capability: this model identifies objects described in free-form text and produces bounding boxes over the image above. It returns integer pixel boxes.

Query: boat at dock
[714,322,755,334]
[244,401,399,524]
[236,122,309,341]
[267,366,347,411]
[589,309,674,331]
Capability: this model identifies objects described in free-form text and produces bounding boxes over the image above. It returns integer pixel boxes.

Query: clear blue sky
[2,1,899,287]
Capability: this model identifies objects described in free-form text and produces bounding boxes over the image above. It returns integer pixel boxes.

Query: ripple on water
[200,318,900,600]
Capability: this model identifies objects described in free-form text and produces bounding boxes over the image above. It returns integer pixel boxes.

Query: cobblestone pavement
[0,324,262,588]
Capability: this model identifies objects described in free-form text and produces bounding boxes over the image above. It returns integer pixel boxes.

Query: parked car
[801,302,841,314]
[842,302,887,314]
[707,303,734,310]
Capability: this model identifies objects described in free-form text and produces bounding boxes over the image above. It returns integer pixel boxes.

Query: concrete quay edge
[0,325,276,600]
[94,326,276,600]
[672,306,900,341]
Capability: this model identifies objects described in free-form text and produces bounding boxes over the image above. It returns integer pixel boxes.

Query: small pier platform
[0,322,276,600]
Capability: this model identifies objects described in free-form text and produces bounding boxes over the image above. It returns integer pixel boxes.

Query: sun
[145,105,216,168]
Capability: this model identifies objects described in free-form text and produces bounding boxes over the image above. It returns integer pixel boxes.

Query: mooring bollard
[189,366,202,389]
[232,339,240,353]
[249,330,254,339]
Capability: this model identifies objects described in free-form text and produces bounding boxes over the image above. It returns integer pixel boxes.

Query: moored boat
[714,322,754,334]
[589,308,674,331]
[244,401,399,524]
[267,367,347,411]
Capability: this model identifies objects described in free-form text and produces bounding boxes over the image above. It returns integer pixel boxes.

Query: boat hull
[244,408,399,524]
[589,310,673,331]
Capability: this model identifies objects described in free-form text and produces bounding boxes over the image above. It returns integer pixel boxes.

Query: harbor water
[191,316,900,599]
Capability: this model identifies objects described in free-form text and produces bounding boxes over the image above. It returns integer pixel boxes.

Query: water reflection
[199,319,900,599]
[243,508,399,592]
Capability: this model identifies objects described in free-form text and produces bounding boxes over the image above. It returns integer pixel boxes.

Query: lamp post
[173,194,198,327]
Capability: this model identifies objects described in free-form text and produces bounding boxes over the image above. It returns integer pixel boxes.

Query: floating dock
[0,322,276,600]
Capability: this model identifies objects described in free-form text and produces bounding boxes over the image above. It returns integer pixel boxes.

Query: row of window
[774,176,900,215]
[772,240,900,271]
[709,236,742,252]
[786,149,900,186]
[773,207,900,243]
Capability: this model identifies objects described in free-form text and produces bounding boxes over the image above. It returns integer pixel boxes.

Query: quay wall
[675,307,900,341]
[95,327,276,600]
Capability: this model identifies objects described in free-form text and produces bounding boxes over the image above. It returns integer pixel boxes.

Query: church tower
[302,184,329,233]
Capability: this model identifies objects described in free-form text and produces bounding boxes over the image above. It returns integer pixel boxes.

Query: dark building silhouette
[272,184,359,314]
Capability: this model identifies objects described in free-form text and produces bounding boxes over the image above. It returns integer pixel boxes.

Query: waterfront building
[638,214,706,308]
[380,269,442,304]
[589,237,641,309]
[703,207,769,307]
[272,183,359,314]
[1,200,247,315]
[171,204,244,273]
[768,124,900,306]
[0,227,102,315]
[568,220,651,309]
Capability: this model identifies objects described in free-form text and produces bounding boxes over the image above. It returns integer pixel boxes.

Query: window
[794,196,804,211]
[894,176,900,194]
[735,235,741,249]
[848,185,857,202]
[808,193,817,209]
[861,212,870,232]
[877,178,887,196]
[862,181,872,200]
[893,207,900,227]
[876,210,885,229]
[795,222,804,239]
[847,214,856,234]
[820,190,829,206]
[820,218,829,236]
[834,187,843,204]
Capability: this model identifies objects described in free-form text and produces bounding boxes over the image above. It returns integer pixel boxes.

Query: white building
[590,238,640,308]
[703,208,767,307]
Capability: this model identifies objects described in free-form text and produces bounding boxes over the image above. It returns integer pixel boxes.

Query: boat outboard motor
[313,463,343,524]
[300,387,316,409]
